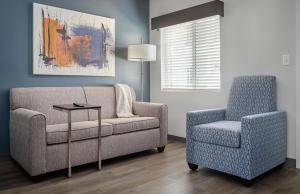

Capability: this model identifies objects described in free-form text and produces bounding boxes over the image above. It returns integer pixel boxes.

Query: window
[161,15,221,90]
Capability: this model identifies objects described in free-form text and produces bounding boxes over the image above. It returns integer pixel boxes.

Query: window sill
[161,88,221,93]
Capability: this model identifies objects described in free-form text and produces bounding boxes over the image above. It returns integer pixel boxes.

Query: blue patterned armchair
[186,76,287,181]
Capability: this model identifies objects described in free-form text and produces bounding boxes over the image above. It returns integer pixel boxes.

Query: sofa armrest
[10,108,47,176]
[241,111,287,177]
[133,102,168,146]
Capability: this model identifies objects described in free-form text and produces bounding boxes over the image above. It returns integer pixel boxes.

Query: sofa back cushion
[226,76,277,121]
[83,87,116,120]
[10,87,89,125]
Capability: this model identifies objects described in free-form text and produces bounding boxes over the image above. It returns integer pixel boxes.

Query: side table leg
[98,108,102,170]
[68,111,72,177]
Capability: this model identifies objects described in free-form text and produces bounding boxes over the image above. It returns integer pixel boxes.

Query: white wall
[150,0,296,159]
[296,0,300,167]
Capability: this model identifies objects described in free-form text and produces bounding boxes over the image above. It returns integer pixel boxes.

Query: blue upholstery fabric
[186,76,287,180]
[192,121,241,148]
[186,109,226,163]
[226,76,276,121]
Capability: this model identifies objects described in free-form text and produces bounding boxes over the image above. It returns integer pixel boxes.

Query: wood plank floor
[0,140,300,194]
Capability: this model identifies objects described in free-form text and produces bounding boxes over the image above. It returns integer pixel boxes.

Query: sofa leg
[188,163,198,171]
[30,174,47,182]
[241,179,253,187]
[157,146,166,153]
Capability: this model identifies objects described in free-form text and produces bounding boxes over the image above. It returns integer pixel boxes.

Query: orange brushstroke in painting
[43,18,92,67]
[70,35,92,61]
[43,18,74,66]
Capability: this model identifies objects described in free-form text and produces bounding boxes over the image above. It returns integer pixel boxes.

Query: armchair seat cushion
[46,121,113,145]
[103,117,159,135]
[192,121,241,148]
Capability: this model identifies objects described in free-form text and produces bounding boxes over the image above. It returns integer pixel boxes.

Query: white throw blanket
[115,83,136,118]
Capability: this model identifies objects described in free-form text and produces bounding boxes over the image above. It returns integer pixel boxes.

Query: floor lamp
[128,44,156,101]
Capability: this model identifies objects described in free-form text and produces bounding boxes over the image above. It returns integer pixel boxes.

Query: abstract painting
[33,3,115,76]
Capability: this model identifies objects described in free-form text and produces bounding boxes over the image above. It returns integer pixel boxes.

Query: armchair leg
[188,163,198,171]
[241,179,253,187]
[157,146,166,153]
[277,161,286,169]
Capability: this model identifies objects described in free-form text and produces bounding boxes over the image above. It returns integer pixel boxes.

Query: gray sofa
[9,86,168,176]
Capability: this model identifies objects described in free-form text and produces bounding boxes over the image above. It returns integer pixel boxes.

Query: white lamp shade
[128,44,156,62]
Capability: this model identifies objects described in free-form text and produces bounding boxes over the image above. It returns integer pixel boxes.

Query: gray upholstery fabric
[226,76,277,121]
[10,87,89,125]
[103,117,159,135]
[46,121,113,145]
[46,128,160,172]
[192,121,241,148]
[10,108,47,176]
[83,87,116,120]
[133,102,168,146]
[10,86,168,176]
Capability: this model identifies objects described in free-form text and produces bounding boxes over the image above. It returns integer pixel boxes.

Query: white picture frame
[33,3,115,76]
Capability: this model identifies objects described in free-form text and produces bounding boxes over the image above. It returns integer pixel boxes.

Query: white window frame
[160,15,221,92]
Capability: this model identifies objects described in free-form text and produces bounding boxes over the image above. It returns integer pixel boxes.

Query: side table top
[53,104,101,111]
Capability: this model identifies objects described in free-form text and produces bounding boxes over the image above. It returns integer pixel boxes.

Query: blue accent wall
[0,0,149,154]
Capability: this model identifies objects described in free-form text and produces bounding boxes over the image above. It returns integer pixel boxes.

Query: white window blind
[161,15,221,90]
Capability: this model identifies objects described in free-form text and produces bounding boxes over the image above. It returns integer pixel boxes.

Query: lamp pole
[140,38,144,102]
[141,60,144,101]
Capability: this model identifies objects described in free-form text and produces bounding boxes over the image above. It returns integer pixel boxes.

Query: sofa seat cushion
[102,117,159,135]
[46,121,113,145]
[192,121,241,148]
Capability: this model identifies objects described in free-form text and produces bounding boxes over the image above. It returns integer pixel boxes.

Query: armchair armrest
[241,111,287,177]
[10,108,47,176]
[186,108,226,162]
[186,108,226,129]
[133,102,168,146]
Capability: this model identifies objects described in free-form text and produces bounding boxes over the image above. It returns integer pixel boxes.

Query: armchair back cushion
[226,76,277,121]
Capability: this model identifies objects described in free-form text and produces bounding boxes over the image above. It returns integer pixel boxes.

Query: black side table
[53,104,102,178]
